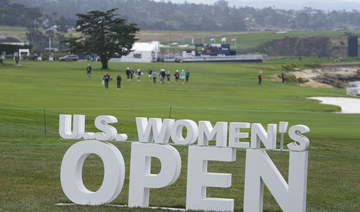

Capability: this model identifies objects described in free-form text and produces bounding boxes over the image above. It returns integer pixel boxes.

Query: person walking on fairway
[167,71,171,84]
[148,68,153,81]
[102,72,112,89]
[185,69,190,83]
[86,64,92,78]
[130,68,134,80]
[174,70,180,84]
[126,67,130,81]
[160,69,166,84]
[15,55,19,65]
[136,69,142,82]
[117,73,122,90]
[180,70,186,84]
[152,70,157,84]
[258,71,263,85]
[281,71,285,84]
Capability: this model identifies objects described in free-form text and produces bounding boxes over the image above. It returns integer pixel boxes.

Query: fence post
[43,108,47,137]
[169,105,172,119]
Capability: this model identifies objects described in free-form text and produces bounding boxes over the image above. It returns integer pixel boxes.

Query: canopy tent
[110,41,160,63]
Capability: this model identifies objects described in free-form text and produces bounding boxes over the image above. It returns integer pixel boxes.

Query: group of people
[125,67,144,82]
[88,64,286,89]
[148,68,190,84]
[86,65,191,89]
[258,71,285,85]
[101,72,122,90]
[86,64,122,90]
[123,67,190,84]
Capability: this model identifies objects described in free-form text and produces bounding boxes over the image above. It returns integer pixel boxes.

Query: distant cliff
[255,36,352,57]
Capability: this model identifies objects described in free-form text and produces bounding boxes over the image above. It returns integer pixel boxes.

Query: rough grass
[0,58,360,211]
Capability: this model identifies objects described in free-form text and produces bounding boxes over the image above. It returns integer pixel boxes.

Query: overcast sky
[154,0,360,11]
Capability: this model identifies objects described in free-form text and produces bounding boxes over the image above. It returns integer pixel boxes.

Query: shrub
[285,74,297,83]
[297,77,309,83]
[281,64,296,71]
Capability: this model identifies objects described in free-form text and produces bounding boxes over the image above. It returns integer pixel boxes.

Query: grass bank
[0,59,359,211]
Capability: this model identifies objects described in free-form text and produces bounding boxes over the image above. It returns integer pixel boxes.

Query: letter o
[60,140,125,205]
[170,120,198,145]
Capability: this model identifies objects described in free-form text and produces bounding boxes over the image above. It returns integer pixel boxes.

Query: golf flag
[210,37,215,41]
[191,37,194,44]
[221,37,226,42]
[231,38,236,42]
[201,37,204,44]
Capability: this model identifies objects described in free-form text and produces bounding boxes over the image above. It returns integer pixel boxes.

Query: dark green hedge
[0,44,32,54]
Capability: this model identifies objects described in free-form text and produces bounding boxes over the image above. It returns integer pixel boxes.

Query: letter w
[136,117,174,144]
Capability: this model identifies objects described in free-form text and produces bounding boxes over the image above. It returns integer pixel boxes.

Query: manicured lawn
[0,59,359,211]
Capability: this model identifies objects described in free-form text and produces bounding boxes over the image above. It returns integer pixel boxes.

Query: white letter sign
[251,123,277,149]
[198,121,228,147]
[287,125,310,151]
[128,142,181,208]
[58,115,311,211]
[243,149,308,212]
[229,122,250,148]
[60,140,125,205]
[59,114,85,139]
[136,117,174,144]
[170,119,198,145]
[186,146,236,211]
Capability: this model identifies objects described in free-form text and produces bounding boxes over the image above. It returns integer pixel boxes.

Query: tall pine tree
[68,9,138,69]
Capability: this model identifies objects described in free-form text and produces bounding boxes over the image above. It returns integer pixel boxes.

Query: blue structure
[195,44,235,56]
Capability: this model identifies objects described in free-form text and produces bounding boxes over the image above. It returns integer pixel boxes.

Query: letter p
[128,142,181,207]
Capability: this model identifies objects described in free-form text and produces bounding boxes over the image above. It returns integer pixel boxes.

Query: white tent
[110,41,160,63]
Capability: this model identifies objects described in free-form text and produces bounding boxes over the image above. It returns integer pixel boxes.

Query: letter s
[94,116,118,141]
[287,125,310,151]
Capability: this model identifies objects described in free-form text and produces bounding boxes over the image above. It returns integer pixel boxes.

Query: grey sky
[154,0,360,11]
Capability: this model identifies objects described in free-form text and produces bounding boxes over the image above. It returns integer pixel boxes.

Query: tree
[67,9,139,69]
[0,0,42,28]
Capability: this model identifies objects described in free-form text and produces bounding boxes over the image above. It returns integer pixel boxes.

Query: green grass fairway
[189,30,351,49]
[0,59,360,211]
[161,30,360,52]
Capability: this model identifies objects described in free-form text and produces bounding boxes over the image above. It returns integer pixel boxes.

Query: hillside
[7,0,360,31]
[138,30,357,57]
[0,26,357,57]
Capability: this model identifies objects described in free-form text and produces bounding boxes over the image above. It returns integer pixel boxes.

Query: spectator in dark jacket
[102,72,112,89]
[117,73,122,90]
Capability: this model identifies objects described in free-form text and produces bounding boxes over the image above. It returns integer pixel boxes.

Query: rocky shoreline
[314,69,360,88]
[290,65,360,95]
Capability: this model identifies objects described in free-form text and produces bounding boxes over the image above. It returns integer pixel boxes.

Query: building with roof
[0,35,25,46]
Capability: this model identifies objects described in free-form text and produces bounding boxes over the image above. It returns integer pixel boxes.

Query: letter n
[243,149,308,212]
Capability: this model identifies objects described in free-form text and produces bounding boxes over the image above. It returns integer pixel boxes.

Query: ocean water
[346,81,360,96]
